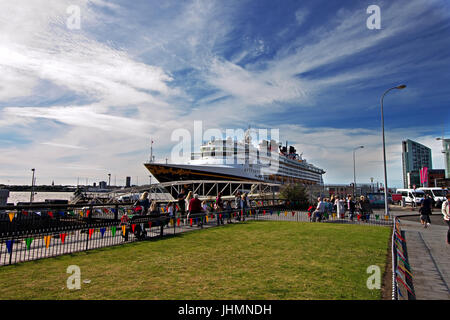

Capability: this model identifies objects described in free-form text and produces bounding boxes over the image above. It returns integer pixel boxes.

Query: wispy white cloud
[204,57,308,106]
[198,0,450,110]
[278,124,446,187]
[40,142,87,150]
[294,8,309,26]
[4,105,152,137]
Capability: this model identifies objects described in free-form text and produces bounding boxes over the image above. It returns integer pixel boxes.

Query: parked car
[391,193,403,205]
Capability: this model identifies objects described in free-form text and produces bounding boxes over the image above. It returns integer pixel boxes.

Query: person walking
[224,200,233,224]
[185,191,193,210]
[215,192,224,209]
[335,196,345,219]
[358,195,373,222]
[234,191,241,221]
[215,192,224,225]
[234,191,241,210]
[325,198,332,220]
[177,188,187,219]
[420,194,432,228]
[441,194,450,245]
[347,195,356,221]
[330,195,336,215]
[321,198,327,220]
[185,191,193,222]
[240,193,249,221]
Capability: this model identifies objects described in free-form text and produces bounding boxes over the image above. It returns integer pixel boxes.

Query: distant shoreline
[1,186,76,192]
[0,186,122,192]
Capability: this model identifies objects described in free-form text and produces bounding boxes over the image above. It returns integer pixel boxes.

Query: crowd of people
[311,194,373,222]
[126,188,253,227]
[310,192,450,245]
[128,190,376,227]
[121,188,450,246]
[176,189,252,224]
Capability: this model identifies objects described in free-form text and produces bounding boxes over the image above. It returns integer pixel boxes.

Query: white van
[418,187,448,207]
[396,189,425,206]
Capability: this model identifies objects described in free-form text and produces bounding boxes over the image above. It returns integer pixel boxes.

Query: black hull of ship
[144,163,261,183]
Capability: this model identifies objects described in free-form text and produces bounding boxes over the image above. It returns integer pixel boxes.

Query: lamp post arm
[380,86,400,216]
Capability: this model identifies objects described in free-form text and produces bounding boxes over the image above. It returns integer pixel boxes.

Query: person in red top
[188,194,204,227]
[189,194,203,213]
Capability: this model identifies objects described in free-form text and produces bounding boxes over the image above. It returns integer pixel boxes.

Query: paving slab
[396,215,450,300]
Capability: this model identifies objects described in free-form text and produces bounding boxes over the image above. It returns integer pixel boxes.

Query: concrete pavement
[391,208,450,300]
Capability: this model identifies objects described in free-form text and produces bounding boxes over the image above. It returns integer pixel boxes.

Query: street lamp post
[30,168,35,203]
[108,173,111,187]
[353,146,364,198]
[381,84,406,216]
[436,137,449,179]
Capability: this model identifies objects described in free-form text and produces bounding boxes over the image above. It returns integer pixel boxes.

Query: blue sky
[0,0,449,187]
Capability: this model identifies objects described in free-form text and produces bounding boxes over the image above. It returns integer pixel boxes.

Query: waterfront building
[324,183,378,198]
[402,139,433,188]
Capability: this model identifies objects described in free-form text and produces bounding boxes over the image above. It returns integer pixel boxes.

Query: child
[323,198,330,220]
[167,202,175,218]
[201,200,208,213]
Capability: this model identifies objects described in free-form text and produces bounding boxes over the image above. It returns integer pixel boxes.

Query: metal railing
[0,199,393,266]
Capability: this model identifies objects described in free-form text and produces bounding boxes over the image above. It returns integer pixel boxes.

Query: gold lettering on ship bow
[149,166,191,176]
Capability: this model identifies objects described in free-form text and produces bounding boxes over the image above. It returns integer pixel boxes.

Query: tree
[279,183,309,209]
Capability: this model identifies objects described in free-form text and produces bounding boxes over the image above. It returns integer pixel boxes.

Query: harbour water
[7,192,74,205]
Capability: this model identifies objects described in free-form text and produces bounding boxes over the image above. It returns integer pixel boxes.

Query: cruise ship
[144,130,325,185]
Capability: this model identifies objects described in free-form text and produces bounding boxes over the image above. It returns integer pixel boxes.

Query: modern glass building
[402,139,433,188]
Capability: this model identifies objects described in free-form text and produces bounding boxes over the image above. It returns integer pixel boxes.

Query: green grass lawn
[0,221,391,300]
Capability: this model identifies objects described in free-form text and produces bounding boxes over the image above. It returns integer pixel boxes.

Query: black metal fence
[0,199,393,266]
